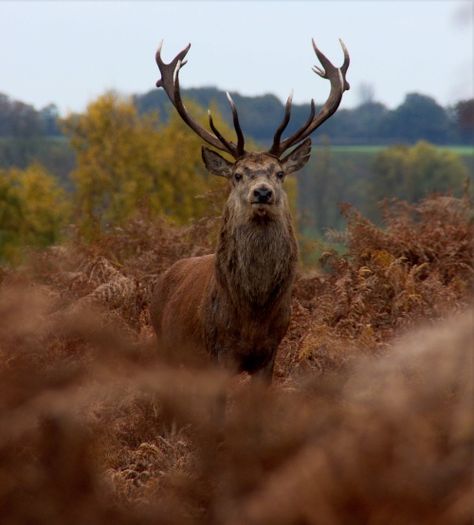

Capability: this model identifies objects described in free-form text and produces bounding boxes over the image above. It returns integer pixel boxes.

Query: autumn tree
[62,92,235,238]
[0,164,69,263]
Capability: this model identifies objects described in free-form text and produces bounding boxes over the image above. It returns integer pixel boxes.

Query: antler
[155,41,245,158]
[269,39,350,157]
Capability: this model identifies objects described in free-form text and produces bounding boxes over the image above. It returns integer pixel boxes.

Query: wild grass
[0,194,472,524]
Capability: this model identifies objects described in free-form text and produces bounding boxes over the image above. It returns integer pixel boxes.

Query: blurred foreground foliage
[0,192,472,524]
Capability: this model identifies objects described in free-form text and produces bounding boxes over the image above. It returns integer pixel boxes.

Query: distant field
[1,137,472,155]
[440,146,474,156]
[313,145,474,156]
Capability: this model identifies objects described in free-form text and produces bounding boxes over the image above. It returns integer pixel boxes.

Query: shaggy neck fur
[215,202,298,314]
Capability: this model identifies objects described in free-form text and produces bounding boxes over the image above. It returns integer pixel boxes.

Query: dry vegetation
[0,194,472,524]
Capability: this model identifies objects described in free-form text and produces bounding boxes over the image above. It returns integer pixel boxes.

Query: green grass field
[312,144,474,156]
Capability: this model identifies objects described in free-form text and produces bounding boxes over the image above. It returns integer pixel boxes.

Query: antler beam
[269,39,350,157]
[155,41,245,158]
[155,39,349,160]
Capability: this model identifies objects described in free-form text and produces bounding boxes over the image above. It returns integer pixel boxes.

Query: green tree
[454,99,474,144]
[370,141,468,205]
[381,93,453,144]
[0,164,69,263]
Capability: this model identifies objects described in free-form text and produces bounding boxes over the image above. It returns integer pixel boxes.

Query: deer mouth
[251,202,273,213]
[251,202,275,218]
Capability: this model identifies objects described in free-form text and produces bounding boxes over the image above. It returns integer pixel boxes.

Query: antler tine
[339,38,350,77]
[208,110,235,152]
[311,38,333,76]
[271,38,350,156]
[155,41,241,158]
[284,98,316,151]
[226,92,245,156]
[312,65,326,78]
[270,98,316,157]
[269,91,293,156]
[155,41,191,91]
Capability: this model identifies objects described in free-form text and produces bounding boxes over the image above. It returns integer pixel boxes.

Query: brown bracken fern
[0,195,472,525]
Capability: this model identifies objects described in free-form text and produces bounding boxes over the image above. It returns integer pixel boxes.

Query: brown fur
[150,144,310,381]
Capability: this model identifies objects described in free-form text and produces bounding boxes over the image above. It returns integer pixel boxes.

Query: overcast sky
[0,1,472,114]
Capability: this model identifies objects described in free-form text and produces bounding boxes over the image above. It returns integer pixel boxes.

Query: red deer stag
[150,39,350,382]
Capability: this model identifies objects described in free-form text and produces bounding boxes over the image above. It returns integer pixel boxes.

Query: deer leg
[210,349,238,428]
[251,350,277,386]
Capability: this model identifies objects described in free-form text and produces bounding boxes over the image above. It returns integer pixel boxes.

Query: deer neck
[215,206,298,312]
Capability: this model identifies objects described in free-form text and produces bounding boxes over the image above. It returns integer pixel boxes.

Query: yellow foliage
[0,164,69,263]
[62,92,238,238]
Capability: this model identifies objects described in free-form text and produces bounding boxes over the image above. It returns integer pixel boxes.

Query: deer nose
[253,186,273,203]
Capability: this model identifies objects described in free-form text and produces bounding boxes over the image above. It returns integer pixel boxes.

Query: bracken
[0,194,472,525]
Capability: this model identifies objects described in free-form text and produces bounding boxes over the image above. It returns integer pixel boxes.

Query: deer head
[155,39,350,220]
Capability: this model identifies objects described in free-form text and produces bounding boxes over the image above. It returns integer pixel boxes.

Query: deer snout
[252,185,273,204]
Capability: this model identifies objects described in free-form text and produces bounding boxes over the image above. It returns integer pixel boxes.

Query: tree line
[0,93,61,137]
[0,90,470,264]
[1,88,473,146]
[134,88,474,146]
[1,88,472,185]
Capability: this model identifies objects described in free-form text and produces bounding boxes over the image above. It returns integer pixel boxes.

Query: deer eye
[234,172,243,182]
[276,171,285,180]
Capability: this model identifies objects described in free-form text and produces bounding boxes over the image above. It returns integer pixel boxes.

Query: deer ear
[201,147,233,178]
[281,138,312,174]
